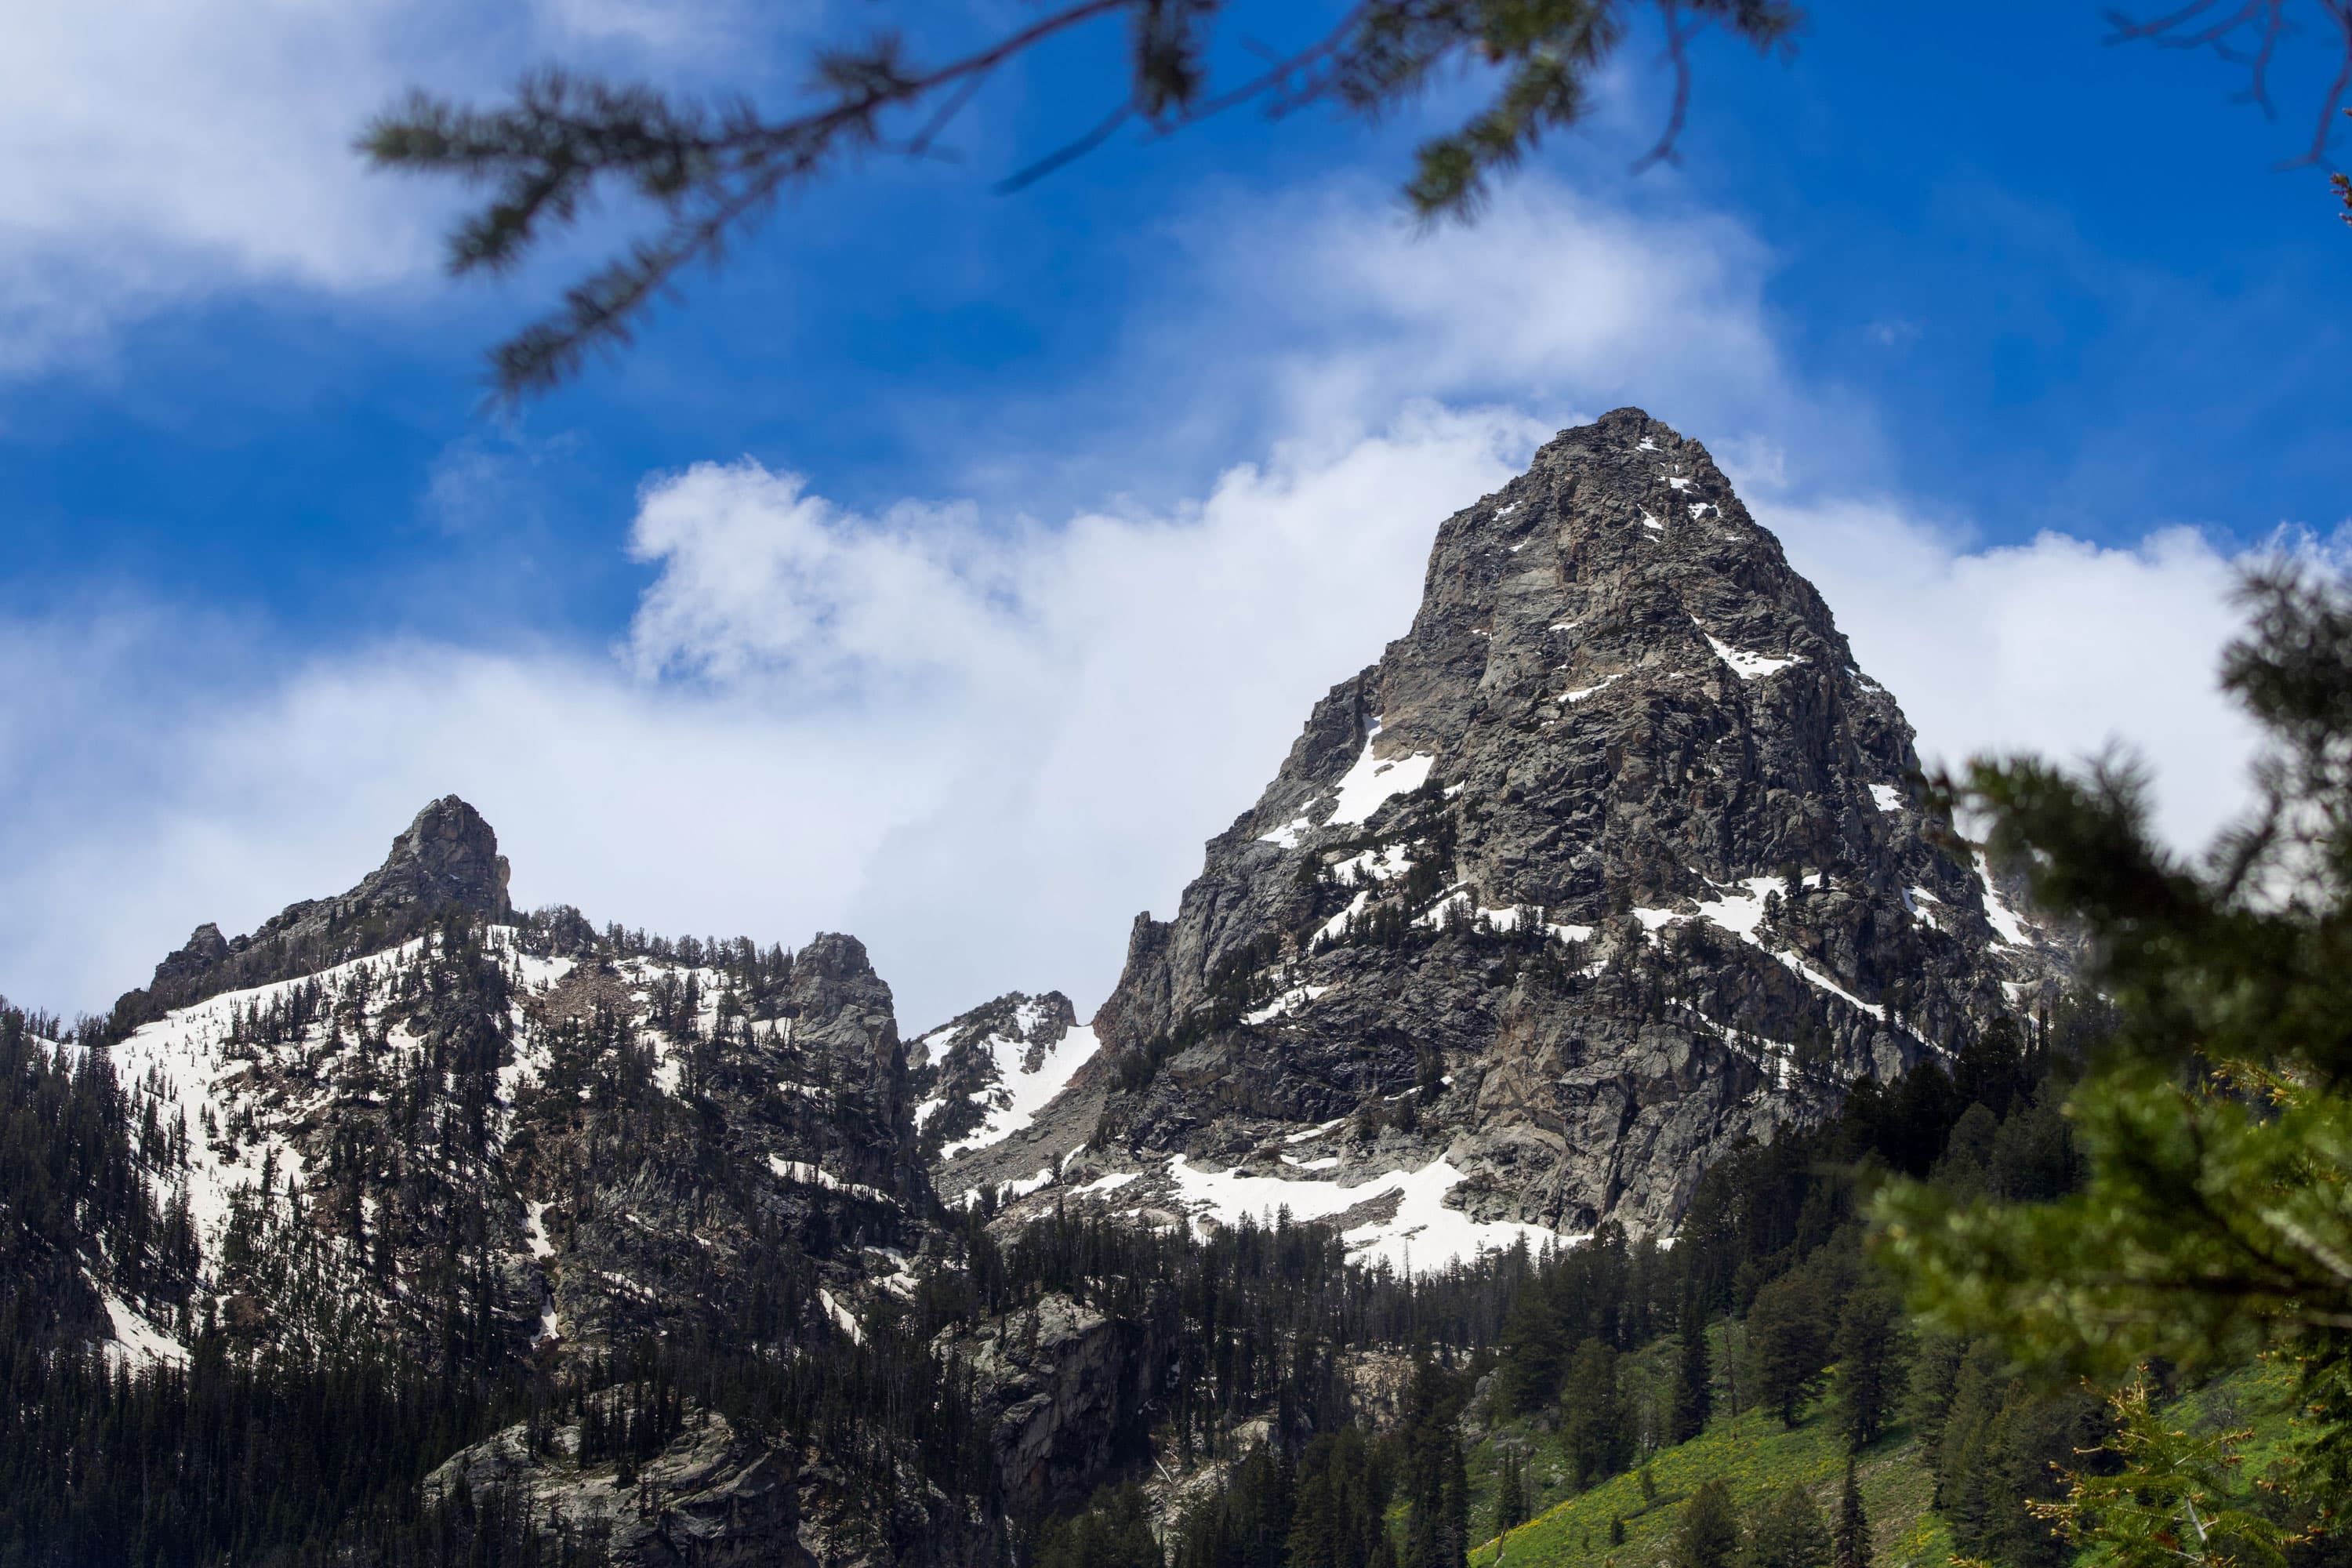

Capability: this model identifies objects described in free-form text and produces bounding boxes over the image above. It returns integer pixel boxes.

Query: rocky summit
[119,794,515,1025]
[1004,408,2064,1247]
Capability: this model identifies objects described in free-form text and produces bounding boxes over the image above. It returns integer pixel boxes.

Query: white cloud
[0,0,764,373]
[1243,180,1786,426]
[1764,499,2267,852]
[0,408,2276,1035]
[624,469,1025,695]
[0,405,1537,1029]
[953,169,1878,521]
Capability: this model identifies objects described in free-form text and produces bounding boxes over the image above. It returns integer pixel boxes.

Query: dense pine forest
[1031,1003,2136,1568]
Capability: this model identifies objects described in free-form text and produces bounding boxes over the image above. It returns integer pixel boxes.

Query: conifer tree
[1875,567,2352,1505]
[361,2,1802,399]
[1560,1338,1632,1485]
[1671,1303,1714,1442]
[1493,1450,1529,1538]
[2027,1377,2286,1568]
[1744,1483,1830,1568]
[1445,1436,1471,1568]
[1831,1460,1870,1568]
[1671,1479,1744,1568]
[1748,1272,1828,1428]
[1829,1289,1902,1450]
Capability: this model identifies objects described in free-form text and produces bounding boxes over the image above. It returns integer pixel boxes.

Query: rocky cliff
[117,794,514,1024]
[97,818,928,1373]
[1018,408,2063,1246]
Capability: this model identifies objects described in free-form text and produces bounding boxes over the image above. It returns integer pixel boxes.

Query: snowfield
[936,1021,1102,1160]
[1163,1155,1568,1273]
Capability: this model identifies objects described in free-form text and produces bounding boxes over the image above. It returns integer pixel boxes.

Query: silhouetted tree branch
[359,0,1801,401]
[2107,1,2352,167]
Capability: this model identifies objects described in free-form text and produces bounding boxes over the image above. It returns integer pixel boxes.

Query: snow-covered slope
[911,992,1100,1163]
[71,800,931,1370]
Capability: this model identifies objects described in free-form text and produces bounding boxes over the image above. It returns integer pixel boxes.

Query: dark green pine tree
[1443,1436,1471,1568]
[1874,568,2352,1517]
[1744,1483,1831,1568]
[1493,1450,1528,1537]
[1560,1338,1632,1486]
[1497,1283,1569,1416]
[1671,1303,1715,1442]
[1670,1479,1744,1568]
[1831,1459,1871,1568]
[1748,1272,1830,1428]
[1038,1485,1162,1568]
[1830,1289,1904,1450]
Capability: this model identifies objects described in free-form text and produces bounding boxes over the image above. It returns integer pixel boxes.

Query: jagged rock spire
[1069,409,2063,1236]
[354,795,513,924]
[125,794,514,1018]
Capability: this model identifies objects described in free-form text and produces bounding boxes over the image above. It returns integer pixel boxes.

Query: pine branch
[2107,1,2352,167]
[362,0,1802,399]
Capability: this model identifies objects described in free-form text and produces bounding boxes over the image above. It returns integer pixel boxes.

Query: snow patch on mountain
[937,1022,1101,1160]
[1411,892,1593,943]
[1974,851,2035,946]
[107,935,437,1254]
[1698,625,1804,680]
[1163,1155,1566,1273]
[103,1291,187,1369]
[1243,985,1330,1025]
[1328,741,1436,826]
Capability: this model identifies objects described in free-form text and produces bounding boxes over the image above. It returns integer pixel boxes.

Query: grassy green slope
[1461,1321,1941,1568]
[1463,1336,2298,1568]
[1466,1399,1947,1568]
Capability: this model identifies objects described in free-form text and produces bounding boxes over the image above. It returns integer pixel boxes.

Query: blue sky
[2,0,2343,1025]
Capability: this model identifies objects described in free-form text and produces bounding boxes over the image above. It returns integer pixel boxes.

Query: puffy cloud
[0,405,1537,1029]
[0,0,765,372]
[1232,179,1788,430]
[1762,499,2267,853]
[0,405,2274,1034]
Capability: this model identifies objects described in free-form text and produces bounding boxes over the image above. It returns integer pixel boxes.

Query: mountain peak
[365,794,512,923]
[122,794,513,1021]
[1058,408,2065,1240]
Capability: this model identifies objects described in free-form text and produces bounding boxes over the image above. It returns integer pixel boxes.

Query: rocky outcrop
[1024,409,2064,1243]
[523,931,929,1353]
[100,811,932,1371]
[909,992,1099,1187]
[111,795,515,1023]
[940,1291,1161,1515]
[423,1403,993,1566]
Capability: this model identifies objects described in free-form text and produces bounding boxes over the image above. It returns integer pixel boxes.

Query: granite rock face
[102,869,928,1371]
[117,795,515,1021]
[909,992,1079,1156]
[1058,409,2063,1240]
[909,992,1107,1205]
[938,1290,1160,1515]
[423,1402,994,1566]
